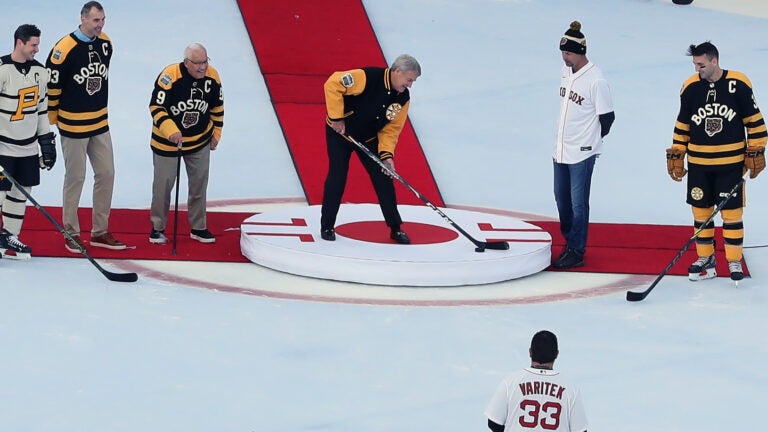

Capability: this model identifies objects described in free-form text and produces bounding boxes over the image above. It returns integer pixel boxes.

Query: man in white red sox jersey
[551,21,615,269]
[485,330,588,432]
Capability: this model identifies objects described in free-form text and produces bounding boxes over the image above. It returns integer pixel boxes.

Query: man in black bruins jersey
[666,41,767,282]
[46,1,126,253]
[148,43,224,245]
[320,54,421,244]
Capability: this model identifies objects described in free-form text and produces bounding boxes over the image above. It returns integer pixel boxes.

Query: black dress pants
[320,127,402,231]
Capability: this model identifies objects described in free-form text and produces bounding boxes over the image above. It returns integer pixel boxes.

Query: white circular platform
[240,204,551,286]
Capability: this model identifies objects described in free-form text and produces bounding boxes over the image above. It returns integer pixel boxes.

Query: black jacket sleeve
[599,111,616,137]
[488,419,505,432]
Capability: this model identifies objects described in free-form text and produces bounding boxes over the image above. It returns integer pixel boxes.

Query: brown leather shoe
[65,234,86,254]
[90,232,127,250]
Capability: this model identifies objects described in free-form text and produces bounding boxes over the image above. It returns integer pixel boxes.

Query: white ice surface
[2,1,768,431]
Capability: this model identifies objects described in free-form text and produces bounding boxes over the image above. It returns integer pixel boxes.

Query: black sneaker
[556,248,569,261]
[190,229,216,244]
[149,229,168,244]
[552,248,584,269]
[320,228,336,241]
[390,230,410,245]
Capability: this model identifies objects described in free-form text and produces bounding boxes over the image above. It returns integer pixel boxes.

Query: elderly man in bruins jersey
[0,24,57,260]
[148,42,224,245]
[320,54,421,244]
[666,41,767,283]
[46,1,127,253]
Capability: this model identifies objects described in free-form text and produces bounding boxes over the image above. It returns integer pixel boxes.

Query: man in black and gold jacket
[320,54,421,244]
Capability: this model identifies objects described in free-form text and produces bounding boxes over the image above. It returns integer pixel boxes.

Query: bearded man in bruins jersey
[666,41,767,282]
[148,42,224,245]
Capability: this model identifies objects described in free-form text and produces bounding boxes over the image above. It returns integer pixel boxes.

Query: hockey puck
[672,0,693,4]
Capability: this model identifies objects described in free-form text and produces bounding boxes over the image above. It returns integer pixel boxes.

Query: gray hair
[390,54,421,76]
[184,42,207,59]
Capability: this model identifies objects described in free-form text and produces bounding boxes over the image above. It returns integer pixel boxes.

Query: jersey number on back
[519,399,562,430]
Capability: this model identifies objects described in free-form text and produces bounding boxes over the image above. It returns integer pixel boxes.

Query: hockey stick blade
[626,290,649,302]
[0,164,138,283]
[104,270,139,283]
[484,241,510,250]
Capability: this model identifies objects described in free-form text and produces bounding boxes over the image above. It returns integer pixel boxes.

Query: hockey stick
[626,172,748,302]
[172,148,182,255]
[0,165,138,283]
[342,134,509,252]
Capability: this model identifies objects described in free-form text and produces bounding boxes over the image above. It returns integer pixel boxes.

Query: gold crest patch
[386,103,402,120]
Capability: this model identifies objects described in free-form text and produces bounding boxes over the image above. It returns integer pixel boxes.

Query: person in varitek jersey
[666,41,767,283]
[0,24,57,260]
[319,54,421,245]
[46,1,126,253]
[147,42,224,245]
[485,330,588,432]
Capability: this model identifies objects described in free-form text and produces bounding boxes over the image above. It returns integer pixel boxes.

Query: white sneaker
[688,255,716,281]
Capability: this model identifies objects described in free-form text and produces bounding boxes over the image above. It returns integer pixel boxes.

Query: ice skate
[728,261,744,286]
[688,254,716,281]
[0,229,32,260]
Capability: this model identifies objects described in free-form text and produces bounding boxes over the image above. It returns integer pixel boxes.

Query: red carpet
[236,0,444,207]
[21,208,249,263]
[20,207,748,278]
[530,221,749,277]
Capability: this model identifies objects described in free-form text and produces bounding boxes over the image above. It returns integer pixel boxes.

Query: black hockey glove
[38,132,57,170]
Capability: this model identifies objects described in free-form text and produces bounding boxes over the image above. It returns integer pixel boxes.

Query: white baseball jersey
[0,55,50,158]
[554,62,613,164]
[485,367,588,432]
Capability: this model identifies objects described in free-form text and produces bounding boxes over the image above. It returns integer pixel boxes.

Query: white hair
[184,42,207,60]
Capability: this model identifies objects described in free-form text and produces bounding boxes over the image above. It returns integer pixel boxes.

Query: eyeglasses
[185,57,210,65]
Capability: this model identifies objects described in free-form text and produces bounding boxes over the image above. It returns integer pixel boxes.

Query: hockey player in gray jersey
[0,24,56,259]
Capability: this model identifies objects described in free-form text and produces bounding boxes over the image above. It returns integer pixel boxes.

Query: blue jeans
[553,155,597,256]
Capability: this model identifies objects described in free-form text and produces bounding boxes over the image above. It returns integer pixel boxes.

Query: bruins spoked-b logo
[690,187,704,201]
[386,103,402,121]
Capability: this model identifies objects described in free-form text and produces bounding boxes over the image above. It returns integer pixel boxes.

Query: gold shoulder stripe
[157,64,183,90]
[680,73,699,95]
[206,65,222,83]
[726,70,752,88]
[49,36,78,65]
